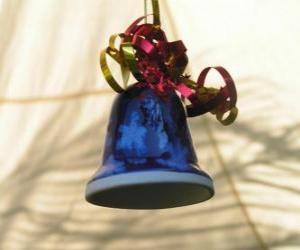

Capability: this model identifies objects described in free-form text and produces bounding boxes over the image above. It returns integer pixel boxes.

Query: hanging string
[152,0,161,26]
[144,0,160,25]
[144,0,148,23]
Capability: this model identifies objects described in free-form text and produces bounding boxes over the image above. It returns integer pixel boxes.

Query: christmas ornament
[86,0,238,209]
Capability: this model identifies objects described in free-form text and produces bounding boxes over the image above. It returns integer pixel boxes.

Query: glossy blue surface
[91,84,210,181]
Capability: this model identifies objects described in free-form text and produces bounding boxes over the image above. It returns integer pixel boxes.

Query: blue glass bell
[85,84,214,209]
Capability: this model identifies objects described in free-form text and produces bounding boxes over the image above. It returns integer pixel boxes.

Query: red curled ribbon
[100,0,238,125]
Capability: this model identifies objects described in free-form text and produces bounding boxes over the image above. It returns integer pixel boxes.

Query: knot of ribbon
[100,0,238,125]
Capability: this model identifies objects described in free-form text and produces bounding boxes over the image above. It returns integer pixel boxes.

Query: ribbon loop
[100,49,125,93]
[185,66,238,123]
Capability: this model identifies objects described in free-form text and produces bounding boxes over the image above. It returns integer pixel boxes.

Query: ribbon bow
[100,0,238,125]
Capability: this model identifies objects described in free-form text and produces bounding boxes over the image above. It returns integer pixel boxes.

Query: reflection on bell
[85,84,214,209]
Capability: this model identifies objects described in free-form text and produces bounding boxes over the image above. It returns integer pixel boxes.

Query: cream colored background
[0,0,300,249]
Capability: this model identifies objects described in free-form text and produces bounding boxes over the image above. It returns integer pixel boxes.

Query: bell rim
[85,170,214,209]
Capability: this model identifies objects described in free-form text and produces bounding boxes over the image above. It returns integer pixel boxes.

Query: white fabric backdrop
[0,0,300,249]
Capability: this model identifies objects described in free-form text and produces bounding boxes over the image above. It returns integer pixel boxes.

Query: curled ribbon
[100,0,238,125]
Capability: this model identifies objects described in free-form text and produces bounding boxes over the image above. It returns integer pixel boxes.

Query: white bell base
[85,170,214,209]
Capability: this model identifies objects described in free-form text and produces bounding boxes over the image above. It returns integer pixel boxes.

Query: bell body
[85,84,214,209]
